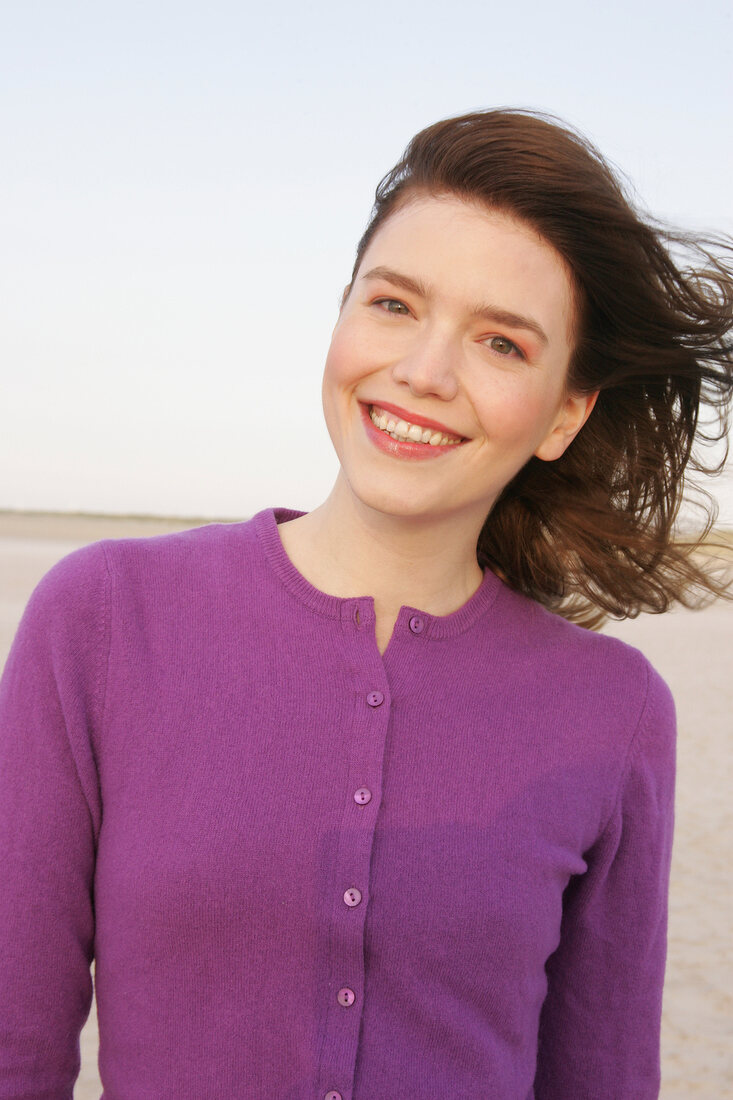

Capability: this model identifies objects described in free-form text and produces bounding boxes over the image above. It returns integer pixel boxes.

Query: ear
[534,389,599,462]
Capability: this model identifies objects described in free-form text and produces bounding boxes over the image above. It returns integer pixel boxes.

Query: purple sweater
[0,507,676,1099]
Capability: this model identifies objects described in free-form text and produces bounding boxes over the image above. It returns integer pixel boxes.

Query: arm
[534,662,677,1100]
[0,544,108,1099]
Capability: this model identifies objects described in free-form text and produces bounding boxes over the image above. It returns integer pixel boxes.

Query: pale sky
[2,0,732,523]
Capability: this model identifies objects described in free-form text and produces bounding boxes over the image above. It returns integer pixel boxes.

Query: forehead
[358,193,577,345]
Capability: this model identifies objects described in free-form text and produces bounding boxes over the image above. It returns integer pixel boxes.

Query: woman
[1,109,731,1099]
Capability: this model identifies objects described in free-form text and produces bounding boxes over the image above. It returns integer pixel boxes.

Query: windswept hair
[350,109,733,627]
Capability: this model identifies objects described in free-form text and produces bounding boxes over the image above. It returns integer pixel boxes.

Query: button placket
[319,642,389,1098]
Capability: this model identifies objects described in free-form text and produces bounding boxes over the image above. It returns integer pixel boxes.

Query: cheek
[320,339,343,421]
[320,354,339,442]
[320,333,362,446]
[322,327,361,394]
[474,378,560,446]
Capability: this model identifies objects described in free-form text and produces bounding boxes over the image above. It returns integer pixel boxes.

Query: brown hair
[350,109,733,627]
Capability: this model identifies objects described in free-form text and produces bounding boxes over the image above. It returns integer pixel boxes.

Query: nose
[390,331,460,401]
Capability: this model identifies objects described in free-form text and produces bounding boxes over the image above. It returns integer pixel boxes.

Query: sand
[1,511,731,1099]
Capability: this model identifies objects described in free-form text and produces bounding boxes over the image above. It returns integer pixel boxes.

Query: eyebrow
[361,265,549,346]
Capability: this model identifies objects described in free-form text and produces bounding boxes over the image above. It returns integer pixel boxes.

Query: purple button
[325,1092,343,1100]
[343,887,362,907]
[409,615,425,635]
[337,986,355,1006]
[366,690,384,707]
[354,787,372,805]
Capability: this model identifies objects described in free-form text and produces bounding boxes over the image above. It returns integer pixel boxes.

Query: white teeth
[368,405,461,446]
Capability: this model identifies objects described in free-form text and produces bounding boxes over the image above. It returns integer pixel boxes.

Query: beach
[1,511,731,1099]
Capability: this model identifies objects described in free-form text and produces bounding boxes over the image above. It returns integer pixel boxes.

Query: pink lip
[363,400,465,439]
[359,402,465,461]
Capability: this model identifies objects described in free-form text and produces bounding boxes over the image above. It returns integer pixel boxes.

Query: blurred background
[1,0,732,524]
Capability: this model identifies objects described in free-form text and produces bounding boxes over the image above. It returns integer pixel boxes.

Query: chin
[350,477,472,527]
[348,480,436,521]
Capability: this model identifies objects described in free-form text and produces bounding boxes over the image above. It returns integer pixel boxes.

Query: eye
[484,335,524,359]
[373,297,410,316]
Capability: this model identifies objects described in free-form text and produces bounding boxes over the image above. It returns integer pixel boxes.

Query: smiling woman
[1,109,732,1100]
[331,110,733,629]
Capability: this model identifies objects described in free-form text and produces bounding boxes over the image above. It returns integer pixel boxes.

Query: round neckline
[253,506,502,639]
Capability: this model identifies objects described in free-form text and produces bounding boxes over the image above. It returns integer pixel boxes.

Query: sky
[1,0,732,524]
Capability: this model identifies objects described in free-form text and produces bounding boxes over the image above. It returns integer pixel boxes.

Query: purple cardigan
[0,507,676,1099]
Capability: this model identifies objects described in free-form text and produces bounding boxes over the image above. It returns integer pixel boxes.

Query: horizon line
[0,507,731,537]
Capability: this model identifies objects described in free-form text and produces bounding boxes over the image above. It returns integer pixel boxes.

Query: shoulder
[100,518,258,578]
[491,580,675,729]
[495,579,660,671]
[19,519,260,638]
[20,539,111,641]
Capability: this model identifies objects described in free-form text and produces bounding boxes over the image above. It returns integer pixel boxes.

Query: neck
[278,474,487,619]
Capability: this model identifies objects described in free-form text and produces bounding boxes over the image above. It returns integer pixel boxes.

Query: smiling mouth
[368,405,464,446]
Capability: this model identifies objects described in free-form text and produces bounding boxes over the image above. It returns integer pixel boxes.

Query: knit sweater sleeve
[0,543,108,1099]
[533,658,677,1100]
